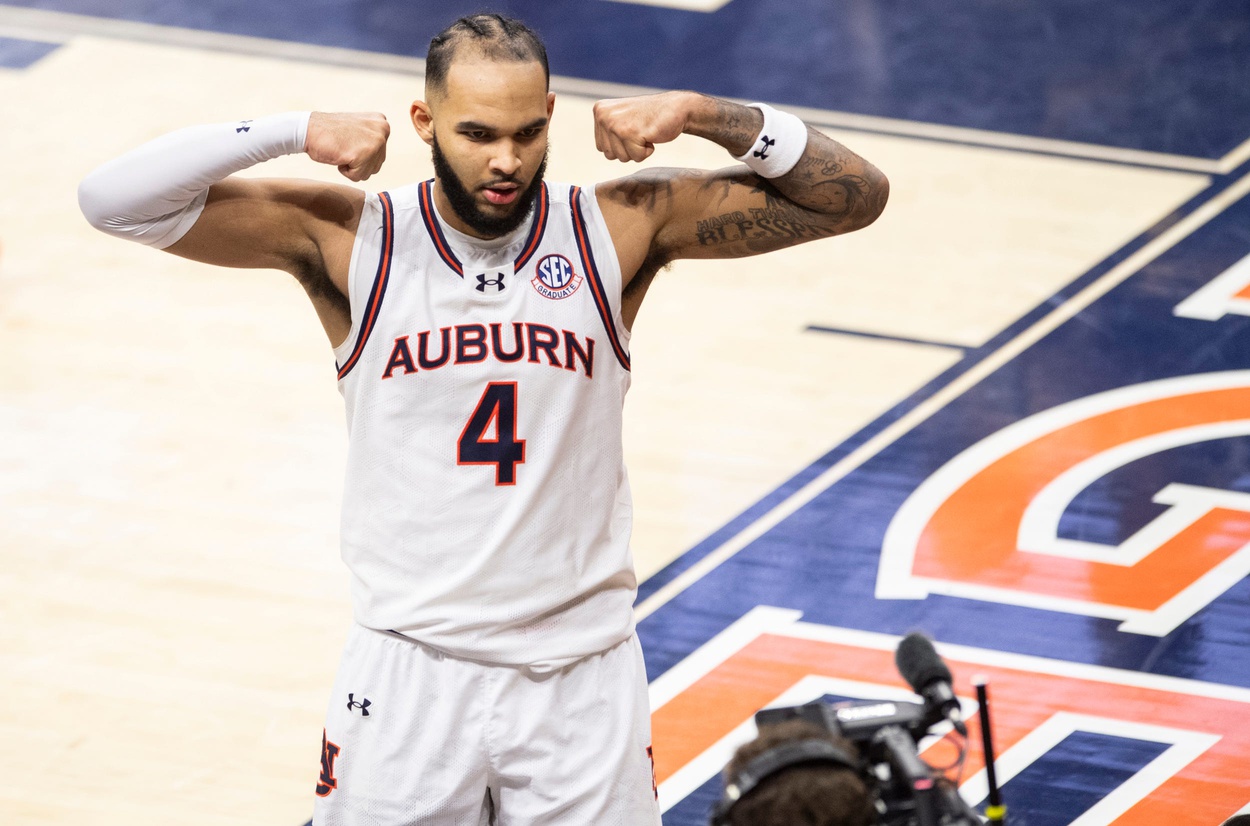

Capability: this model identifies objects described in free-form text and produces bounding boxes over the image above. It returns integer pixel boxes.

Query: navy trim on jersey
[419,180,550,278]
[513,183,550,273]
[570,185,630,371]
[336,191,396,380]
[418,179,464,277]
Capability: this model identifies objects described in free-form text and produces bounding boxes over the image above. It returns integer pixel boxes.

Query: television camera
[712,632,997,826]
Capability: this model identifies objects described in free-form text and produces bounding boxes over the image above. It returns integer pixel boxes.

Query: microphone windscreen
[895,632,953,692]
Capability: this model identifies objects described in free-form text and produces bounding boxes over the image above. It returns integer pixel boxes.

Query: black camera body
[750,697,983,826]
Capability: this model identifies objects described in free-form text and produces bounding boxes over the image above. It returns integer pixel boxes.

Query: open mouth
[482,183,519,206]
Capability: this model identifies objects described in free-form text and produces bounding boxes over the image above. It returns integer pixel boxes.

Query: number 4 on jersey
[458,382,527,486]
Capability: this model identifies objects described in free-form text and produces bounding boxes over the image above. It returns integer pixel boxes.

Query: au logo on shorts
[532,253,582,300]
[317,728,341,797]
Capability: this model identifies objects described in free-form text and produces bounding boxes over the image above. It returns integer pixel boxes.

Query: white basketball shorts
[312,624,661,825]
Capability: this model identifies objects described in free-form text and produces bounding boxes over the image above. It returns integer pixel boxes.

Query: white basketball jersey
[332,180,636,669]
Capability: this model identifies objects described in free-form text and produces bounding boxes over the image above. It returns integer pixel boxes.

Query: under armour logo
[347,693,371,716]
[753,135,775,160]
[236,120,253,133]
[476,272,507,293]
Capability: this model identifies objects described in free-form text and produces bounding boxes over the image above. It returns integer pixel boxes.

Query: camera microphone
[895,632,966,735]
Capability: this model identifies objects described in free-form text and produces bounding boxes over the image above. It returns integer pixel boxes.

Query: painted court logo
[877,371,1250,636]
[649,609,1250,823]
[532,253,582,300]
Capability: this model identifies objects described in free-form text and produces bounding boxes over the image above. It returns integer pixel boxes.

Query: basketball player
[78,13,887,824]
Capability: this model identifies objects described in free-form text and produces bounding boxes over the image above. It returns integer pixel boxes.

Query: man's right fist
[306,112,390,182]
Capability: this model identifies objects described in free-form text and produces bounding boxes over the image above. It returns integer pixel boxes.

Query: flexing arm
[77,111,390,342]
[593,91,888,283]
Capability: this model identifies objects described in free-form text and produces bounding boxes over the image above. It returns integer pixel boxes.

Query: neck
[433,179,517,241]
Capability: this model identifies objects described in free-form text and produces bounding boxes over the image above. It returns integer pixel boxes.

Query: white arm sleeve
[77,111,311,249]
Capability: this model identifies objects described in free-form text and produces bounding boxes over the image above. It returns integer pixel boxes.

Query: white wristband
[732,103,807,178]
[78,111,311,248]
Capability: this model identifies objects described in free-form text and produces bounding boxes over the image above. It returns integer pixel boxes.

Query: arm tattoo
[767,127,884,226]
[691,113,887,247]
[684,98,763,158]
[705,99,760,156]
[600,171,677,212]
[694,207,826,249]
[694,176,850,249]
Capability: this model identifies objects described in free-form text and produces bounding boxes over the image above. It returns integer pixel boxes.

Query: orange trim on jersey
[418,180,464,277]
[419,179,548,278]
[513,183,549,273]
[570,185,630,371]
[336,191,396,381]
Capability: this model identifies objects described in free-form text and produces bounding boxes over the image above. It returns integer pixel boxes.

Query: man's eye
[518,128,541,139]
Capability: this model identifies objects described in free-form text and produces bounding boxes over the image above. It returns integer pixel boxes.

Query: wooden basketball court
[2,3,1248,823]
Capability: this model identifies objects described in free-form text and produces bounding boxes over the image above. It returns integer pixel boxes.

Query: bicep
[165,178,363,280]
[646,167,839,262]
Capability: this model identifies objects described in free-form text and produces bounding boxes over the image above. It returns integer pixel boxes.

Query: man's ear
[547,91,555,119]
[411,100,435,145]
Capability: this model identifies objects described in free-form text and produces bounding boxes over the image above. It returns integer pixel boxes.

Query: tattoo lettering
[794,155,844,177]
[695,206,824,248]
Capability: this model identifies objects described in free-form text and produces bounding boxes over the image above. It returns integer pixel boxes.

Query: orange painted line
[652,634,1250,823]
[915,386,1250,608]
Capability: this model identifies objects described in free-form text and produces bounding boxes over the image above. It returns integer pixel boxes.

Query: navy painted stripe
[11,0,1249,158]
[806,324,969,351]
[418,179,463,276]
[972,732,1170,825]
[513,183,549,273]
[637,154,1250,607]
[336,191,395,381]
[569,185,630,371]
[0,36,60,69]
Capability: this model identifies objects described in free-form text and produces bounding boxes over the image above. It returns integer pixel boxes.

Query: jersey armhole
[332,192,381,369]
[582,184,632,348]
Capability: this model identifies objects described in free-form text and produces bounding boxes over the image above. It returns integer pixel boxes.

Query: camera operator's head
[712,719,877,826]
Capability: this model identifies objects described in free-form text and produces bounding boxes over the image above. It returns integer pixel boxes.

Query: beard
[431,136,548,238]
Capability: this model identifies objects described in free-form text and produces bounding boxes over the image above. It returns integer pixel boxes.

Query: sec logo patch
[532,253,583,300]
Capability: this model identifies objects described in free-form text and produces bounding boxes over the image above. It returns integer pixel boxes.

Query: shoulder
[375,180,428,215]
[591,166,720,240]
[590,169,694,276]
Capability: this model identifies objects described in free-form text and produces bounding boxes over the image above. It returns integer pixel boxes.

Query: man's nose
[489,141,522,178]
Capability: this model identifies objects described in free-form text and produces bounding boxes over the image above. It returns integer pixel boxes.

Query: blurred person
[713,719,876,826]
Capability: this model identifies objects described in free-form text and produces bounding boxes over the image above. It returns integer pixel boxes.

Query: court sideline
[2,2,1248,824]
